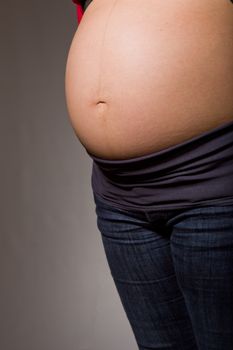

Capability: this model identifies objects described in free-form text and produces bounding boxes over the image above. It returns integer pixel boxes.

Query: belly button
[95,101,108,116]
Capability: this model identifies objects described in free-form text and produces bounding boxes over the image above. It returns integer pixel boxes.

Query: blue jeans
[93,192,233,350]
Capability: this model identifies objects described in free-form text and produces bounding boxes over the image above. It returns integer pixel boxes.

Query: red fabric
[72,0,84,24]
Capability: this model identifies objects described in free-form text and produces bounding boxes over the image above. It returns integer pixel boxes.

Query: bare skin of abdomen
[65,0,233,160]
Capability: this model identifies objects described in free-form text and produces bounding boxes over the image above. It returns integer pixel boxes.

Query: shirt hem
[92,192,233,213]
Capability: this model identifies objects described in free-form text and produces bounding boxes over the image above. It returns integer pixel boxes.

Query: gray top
[87,120,233,213]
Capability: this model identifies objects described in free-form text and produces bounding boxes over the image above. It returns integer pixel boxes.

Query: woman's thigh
[94,193,198,350]
[170,204,233,350]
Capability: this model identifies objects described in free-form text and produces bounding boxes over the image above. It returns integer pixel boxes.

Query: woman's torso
[65,0,233,160]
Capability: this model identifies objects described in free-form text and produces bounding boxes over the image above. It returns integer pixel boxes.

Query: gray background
[0,1,136,349]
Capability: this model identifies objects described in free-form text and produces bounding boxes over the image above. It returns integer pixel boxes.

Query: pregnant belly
[65,0,233,160]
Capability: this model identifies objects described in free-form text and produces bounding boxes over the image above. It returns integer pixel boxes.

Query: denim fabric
[93,192,233,350]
